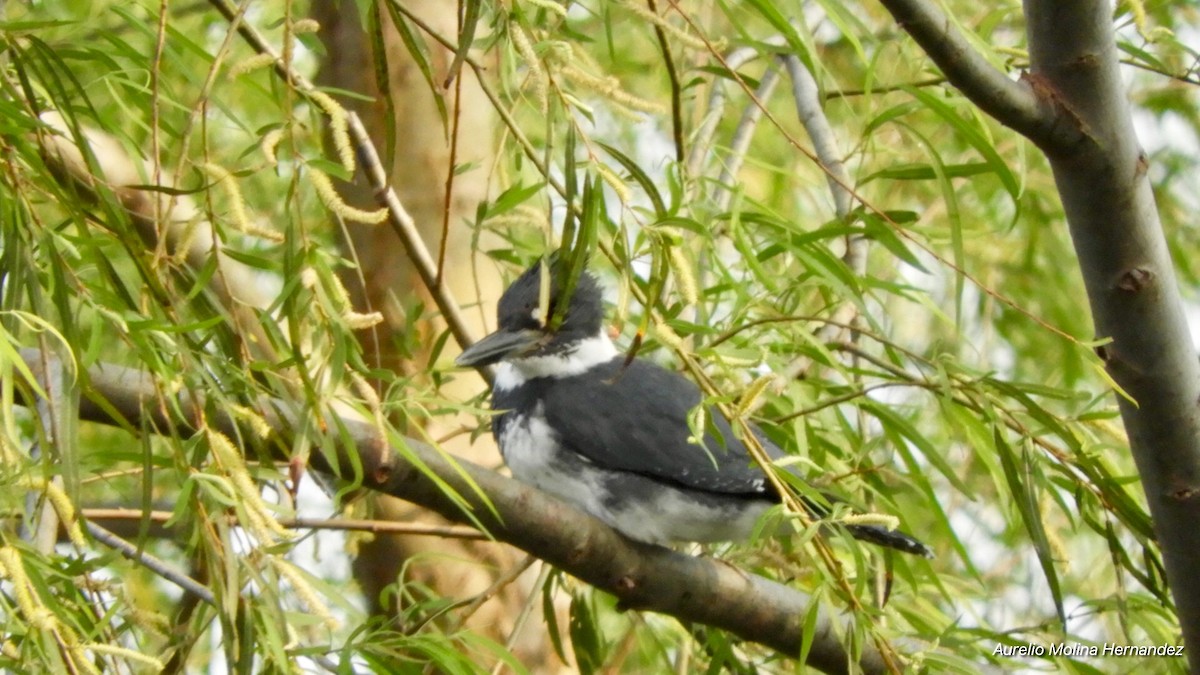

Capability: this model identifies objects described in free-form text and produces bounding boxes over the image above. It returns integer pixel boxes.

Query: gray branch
[877,0,1078,150]
[1023,0,1200,662]
[16,348,912,675]
[86,521,215,605]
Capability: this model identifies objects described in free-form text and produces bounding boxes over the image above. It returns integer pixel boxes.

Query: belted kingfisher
[456,258,932,557]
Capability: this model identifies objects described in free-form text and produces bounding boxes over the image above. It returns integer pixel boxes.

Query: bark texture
[311,0,535,662]
[880,0,1200,661]
[1025,0,1200,660]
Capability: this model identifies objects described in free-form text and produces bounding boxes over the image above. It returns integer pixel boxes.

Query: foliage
[0,0,1195,672]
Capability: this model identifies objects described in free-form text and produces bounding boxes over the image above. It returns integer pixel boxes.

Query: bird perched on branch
[456,257,933,558]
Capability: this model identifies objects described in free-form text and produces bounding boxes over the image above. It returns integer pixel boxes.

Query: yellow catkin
[839,513,901,531]
[686,406,706,446]
[228,471,287,545]
[654,319,683,351]
[201,163,282,242]
[615,273,630,325]
[536,260,552,328]
[666,245,698,306]
[68,644,101,675]
[270,557,338,629]
[1126,0,1149,39]
[300,267,320,289]
[560,65,665,115]
[510,23,548,113]
[231,53,278,77]
[523,0,567,17]
[0,432,18,465]
[594,163,632,204]
[228,403,273,440]
[200,163,249,231]
[306,90,356,173]
[1041,494,1069,567]
[0,547,55,631]
[42,482,85,547]
[349,372,382,410]
[260,128,285,167]
[735,374,775,418]
[85,644,164,670]
[326,270,354,312]
[290,18,320,34]
[343,311,384,330]
[207,431,291,543]
[125,604,171,636]
[615,0,713,51]
[14,478,84,546]
[308,169,388,224]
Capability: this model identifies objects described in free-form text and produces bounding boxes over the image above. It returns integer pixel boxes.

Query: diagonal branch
[17,348,911,675]
[876,0,1078,150]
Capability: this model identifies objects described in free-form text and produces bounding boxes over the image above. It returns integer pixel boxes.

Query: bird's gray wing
[537,359,776,497]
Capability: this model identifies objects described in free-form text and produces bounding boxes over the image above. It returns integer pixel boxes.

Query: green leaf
[383,0,448,126]
[568,592,603,675]
[861,212,930,273]
[992,427,1066,627]
[901,84,1022,202]
[597,141,667,217]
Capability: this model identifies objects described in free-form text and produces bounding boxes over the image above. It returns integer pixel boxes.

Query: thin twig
[27,343,66,552]
[447,554,537,632]
[86,521,215,605]
[773,381,935,423]
[1120,58,1200,86]
[825,76,947,99]
[686,44,771,180]
[75,508,488,540]
[875,0,1068,149]
[436,13,467,289]
[345,111,490,381]
[779,53,864,382]
[492,563,553,675]
[712,65,781,212]
[647,0,684,163]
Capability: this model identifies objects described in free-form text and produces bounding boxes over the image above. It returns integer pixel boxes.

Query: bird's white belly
[498,413,610,519]
[607,490,768,544]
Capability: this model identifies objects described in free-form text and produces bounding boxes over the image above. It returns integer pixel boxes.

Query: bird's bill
[455,327,543,367]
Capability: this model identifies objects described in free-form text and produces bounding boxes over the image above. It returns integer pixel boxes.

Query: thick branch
[1023,0,1200,664]
[876,0,1075,149]
[16,349,907,674]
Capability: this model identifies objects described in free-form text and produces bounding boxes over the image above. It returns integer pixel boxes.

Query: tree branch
[1022,0,1200,663]
[876,0,1077,150]
[85,521,215,605]
[16,348,911,675]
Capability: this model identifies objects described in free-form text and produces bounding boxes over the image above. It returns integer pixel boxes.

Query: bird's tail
[844,523,934,559]
[800,495,934,558]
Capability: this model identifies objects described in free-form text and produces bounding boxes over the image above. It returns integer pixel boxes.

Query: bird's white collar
[494,332,618,392]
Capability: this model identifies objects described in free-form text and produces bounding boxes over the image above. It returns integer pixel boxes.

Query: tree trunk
[311,1,558,667]
[1025,0,1200,659]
